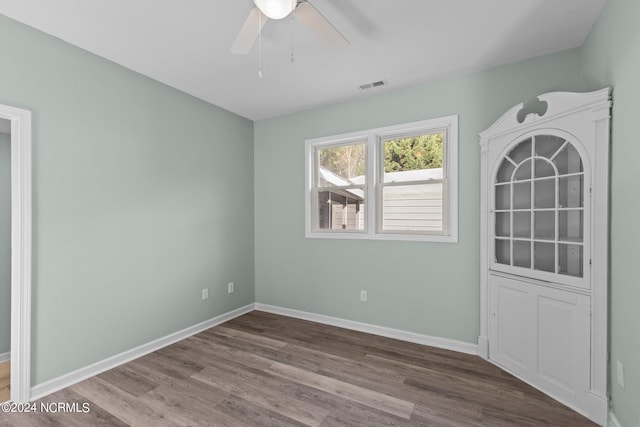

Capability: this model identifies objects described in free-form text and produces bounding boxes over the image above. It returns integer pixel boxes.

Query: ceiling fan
[230,0,349,55]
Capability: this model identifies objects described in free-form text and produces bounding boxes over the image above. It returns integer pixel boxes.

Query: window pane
[559,244,583,277]
[383,132,443,183]
[508,138,532,164]
[534,178,555,209]
[513,240,531,268]
[495,239,510,265]
[513,181,531,209]
[559,210,583,242]
[513,211,531,238]
[534,211,555,240]
[514,159,532,181]
[495,212,510,237]
[554,142,583,175]
[317,143,366,187]
[534,242,555,273]
[382,183,443,232]
[534,135,565,159]
[495,184,510,210]
[496,159,515,183]
[534,159,555,178]
[317,190,365,231]
[558,175,583,208]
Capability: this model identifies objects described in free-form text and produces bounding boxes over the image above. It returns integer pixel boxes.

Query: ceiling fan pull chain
[258,12,263,78]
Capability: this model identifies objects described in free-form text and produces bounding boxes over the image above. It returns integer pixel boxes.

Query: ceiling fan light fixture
[253,0,296,20]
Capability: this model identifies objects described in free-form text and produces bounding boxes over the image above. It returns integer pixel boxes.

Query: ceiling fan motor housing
[253,0,296,20]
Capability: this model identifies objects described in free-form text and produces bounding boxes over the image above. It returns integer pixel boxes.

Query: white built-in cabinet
[478,89,610,426]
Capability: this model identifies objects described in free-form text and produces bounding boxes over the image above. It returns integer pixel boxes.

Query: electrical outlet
[616,360,624,388]
[228,282,234,294]
[360,290,368,302]
[202,288,209,300]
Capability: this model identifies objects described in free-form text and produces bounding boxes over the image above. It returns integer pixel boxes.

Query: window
[305,115,458,242]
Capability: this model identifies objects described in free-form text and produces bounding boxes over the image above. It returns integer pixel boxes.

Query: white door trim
[1,104,32,403]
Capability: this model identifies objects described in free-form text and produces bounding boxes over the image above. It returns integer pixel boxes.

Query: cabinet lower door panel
[490,284,530,373]
[489,274,591,408]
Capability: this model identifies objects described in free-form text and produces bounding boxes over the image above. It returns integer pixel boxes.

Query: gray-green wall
[0,131,9,355]
[0,15,255,385]
[254,49,583,344]
[580,0,640,425]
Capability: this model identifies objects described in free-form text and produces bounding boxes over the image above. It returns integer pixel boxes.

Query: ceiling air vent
[359,80,387,91]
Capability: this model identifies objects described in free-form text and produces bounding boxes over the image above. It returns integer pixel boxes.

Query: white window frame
[305,115,458,242]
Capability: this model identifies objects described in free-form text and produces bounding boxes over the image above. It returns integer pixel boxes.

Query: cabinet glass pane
[513,182,531,209]
[495,212,510,237]
[534,135,565,159]
[559,210,583,242]
[559,244,583,277]
[495,239,510,265]
[508,138,532,164]
[513,240,531,268]
[534,211,555,240]
[554,143,583,175]
[534,179,555,209]
[495,185,510,210]
[534,159,555,178]
[534,242,555,272]
[514,159,532,181]
[558,175,583,208]
[496,159,515,183]
[513,212,531,238]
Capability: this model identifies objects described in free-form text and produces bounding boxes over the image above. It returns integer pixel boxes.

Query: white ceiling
[0,0,607,120]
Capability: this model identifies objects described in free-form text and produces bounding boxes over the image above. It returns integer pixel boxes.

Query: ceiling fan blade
[296,1,349,50]
[230,7,267,55]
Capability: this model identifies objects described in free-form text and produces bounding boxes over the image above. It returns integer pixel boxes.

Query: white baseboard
[609,411,622,427]
[254,303,478,355]
[0,352,9,363]
[30,303,255,401]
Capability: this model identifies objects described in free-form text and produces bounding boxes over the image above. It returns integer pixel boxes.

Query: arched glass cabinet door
[492,134,588,288]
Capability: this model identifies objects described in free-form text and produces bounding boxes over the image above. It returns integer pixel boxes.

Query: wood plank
[193,364,330,426]
[215,395,307,427]
[71,376,188,426]
[0,362,9,388]
[266,361,415,420]
[97,363,160,397]
[197,351,420,427]
[0,361,9,403]
[212,326,288,349]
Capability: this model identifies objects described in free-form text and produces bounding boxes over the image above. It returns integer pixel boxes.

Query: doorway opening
[0,104,32,403]
[0,118,11,402]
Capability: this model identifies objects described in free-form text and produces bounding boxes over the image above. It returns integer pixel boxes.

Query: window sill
[305,231,458,243]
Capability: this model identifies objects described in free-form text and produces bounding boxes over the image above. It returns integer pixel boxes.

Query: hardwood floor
[0,362,9,403]
[0,311,597,426]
